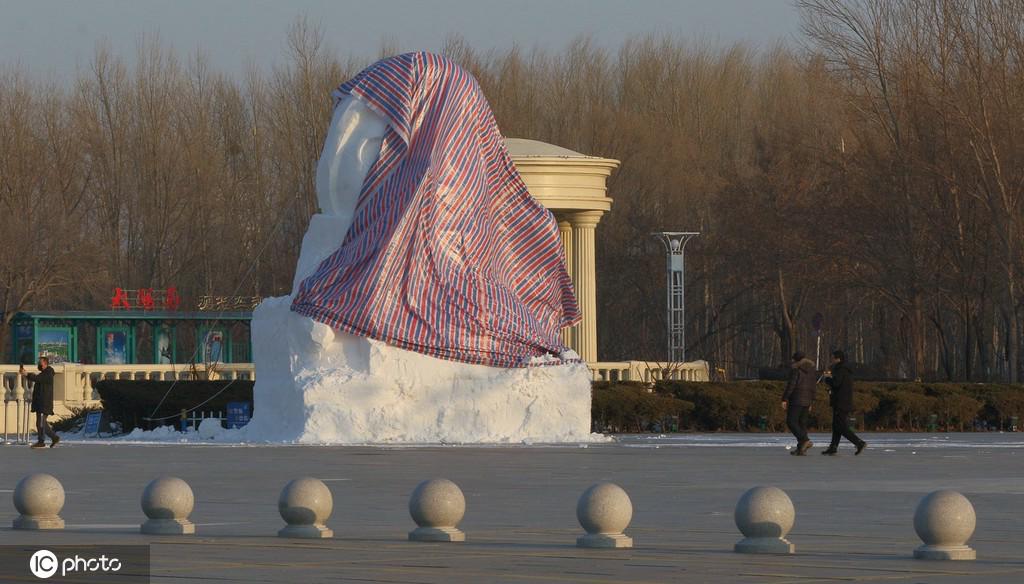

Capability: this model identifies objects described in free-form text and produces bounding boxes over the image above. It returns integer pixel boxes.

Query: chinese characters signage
[197,295,261,311]
[110,287,260,311]
[111,287,182,311]
[226,401,252,429]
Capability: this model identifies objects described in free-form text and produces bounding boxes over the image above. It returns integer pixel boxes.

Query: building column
[557,217,576,351]
[570,211,603,363]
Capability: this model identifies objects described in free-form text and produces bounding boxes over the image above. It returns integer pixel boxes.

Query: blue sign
[226,401,251,429]
[84,411,102,436]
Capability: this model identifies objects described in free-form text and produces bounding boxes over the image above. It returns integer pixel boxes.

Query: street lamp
[652,232,700,363]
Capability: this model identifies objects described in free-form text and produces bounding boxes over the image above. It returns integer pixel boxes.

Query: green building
[9,311,253,365]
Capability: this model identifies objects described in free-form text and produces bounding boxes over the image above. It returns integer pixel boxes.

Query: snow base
[233,296,600,444]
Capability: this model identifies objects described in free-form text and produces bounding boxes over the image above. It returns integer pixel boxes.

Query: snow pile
[197,418,226,440]
[235,295,599,444]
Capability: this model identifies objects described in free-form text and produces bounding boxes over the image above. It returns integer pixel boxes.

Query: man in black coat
[21,356,59,448]
[822,350,866,455]
[782,351,817,455]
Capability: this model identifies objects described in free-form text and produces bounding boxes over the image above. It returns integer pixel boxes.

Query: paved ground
[1,432,1023,583]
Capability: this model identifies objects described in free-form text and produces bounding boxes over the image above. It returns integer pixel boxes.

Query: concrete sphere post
[734,486,795,554]
[140,477,196,535]
[408,479,466,542]
[278,478,334,539]
[576,482,633,548]
[13,473,65,530]
[913,490,976,560]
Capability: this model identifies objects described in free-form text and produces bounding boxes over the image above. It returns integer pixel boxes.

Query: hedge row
[592,381,1024,433]
[92,379,1024,435]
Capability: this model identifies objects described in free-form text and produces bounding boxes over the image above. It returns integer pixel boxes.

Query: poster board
[198,327,231,364]
[154,325,176,364]
[97,326,134,365]
[38,327,74,363]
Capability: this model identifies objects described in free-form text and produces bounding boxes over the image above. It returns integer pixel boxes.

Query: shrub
[52,404,103,433]
[622,379,1024,433]
[591,382,694,432]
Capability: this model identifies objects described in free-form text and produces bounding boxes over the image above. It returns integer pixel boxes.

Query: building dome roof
[504,138,596,158]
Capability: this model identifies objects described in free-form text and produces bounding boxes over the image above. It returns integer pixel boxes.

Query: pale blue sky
[1,0,800,79]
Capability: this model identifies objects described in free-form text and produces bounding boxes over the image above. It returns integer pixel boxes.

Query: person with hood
[821,350,866,455]
[782,351,816,455]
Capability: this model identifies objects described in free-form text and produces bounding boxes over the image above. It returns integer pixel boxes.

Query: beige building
[505,138,618,363]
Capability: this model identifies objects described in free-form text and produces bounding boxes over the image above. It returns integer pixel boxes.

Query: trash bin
[758,415,768,431]
[927,413,938,432]
[1011,416,1019,432]
[848,415,858,431]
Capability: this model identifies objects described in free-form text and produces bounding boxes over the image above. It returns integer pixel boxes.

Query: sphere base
[734,537,795,555]
[577,533,633,549]
[914,544,976,560]
[13,515,64,530]
[409,527,465,542]
[278,524,333,539]
[142,518,195,535]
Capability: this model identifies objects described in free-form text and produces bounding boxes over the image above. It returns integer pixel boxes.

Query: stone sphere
[141,477,194,520]
[914,490,976,546]
[13,474,65,518]
[735,486,795,538]
[409,479,465,528]
[279,478,333,526]
[576,482,633,535]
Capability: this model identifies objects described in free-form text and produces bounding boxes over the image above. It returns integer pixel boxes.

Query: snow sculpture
[241,52,595,443]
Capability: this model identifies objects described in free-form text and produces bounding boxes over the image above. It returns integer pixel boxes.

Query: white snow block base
[240,296,597,445]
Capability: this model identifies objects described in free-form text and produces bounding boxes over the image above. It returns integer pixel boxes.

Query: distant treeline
[3,1,1024,382]
[593,381,1024,434]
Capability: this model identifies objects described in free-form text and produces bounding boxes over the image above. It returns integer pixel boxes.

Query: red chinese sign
[110,287,182,311]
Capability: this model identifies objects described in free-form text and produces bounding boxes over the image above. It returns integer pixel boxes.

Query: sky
[0,0,801,79]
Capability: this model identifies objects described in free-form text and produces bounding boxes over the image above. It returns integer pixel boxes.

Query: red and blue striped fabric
[291,52,581,368]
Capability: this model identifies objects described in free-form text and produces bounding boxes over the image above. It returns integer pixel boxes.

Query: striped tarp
[291,52,581,368]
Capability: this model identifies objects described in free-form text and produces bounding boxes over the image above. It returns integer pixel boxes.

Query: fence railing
[1,362,255,443]
[588,360,710,383]
[2,359,707,441]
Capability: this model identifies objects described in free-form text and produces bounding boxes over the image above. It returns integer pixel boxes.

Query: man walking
[822,350,866,455]
[21,356,59,448]
[782,351,817,455]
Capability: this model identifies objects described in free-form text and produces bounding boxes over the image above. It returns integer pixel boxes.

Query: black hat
[792,351,805,361]
[832,350,846,362]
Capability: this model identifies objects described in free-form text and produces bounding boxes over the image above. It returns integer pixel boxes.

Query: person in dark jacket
[21,356,59,448]
[782,351,817,455]
[822,350,866,455]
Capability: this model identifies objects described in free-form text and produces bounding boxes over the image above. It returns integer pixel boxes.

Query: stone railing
[1,363,255,442]
[588,360,710,383]
[2,360,706,441]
